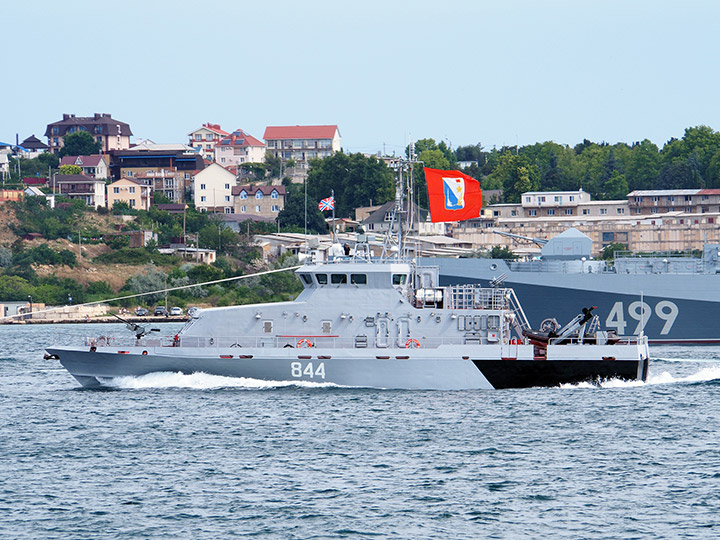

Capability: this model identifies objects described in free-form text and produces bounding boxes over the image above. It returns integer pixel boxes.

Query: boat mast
[382,143,417,259]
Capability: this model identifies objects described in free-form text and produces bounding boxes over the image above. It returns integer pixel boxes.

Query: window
[528,209,537,216]
[617,207,625,214]
[300,274,313,285]
[510,210,517,216]
[225,183,230,189]
[255,191,263,199]
[200,183,206,190]
[200,196,206,202]
[331,274,347,284]
[240,191,247,199]
[240,206,246,212]
[195,134,202,141]
[220,158,225,163]
[129,199,136,208]
[600,208,607,215]
[350,274,367,285]
[256,205,261,212]
[392,274,407,285]
[224,207,231,214]
[271,205,279,212]
[52,127,59,135]
[113,187,119,194]
[53,137,59,145]
[271,190,279,199]
[685,195,692,202]
[546,209,555,215]
[554,196,562,202]
[564,209,573,215]
[582,209,590,215]
[652,196,659,202]
[129,187,135,194]
[206,144,212,150]
[95,125,102,134]
[569,196,574,202]
[539,196,545,202]
[206,134,214,141]
[316,274,328,284]
[225,196,230,202]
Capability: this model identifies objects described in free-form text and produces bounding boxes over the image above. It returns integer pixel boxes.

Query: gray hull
[46,343,648,390]
[427,258,720,344]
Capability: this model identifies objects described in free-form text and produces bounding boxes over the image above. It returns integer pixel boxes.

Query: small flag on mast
[318,196,335,211]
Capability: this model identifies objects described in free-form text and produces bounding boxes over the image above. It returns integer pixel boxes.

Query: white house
[192,162,237,213]
[213,129,266,167]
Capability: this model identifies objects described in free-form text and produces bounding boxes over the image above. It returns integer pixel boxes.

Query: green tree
[305,152,394,218]
[58,131,102,157]
[489,153,540,202]
[276,185,327,233]
[59,164,82,175]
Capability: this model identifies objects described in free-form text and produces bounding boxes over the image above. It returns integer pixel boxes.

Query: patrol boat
[45,166,650,390]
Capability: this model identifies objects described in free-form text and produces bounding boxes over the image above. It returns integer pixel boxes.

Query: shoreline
[4,316,189,325]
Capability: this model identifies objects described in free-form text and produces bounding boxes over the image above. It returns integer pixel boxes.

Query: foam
[560,364,720,389]
[106,371,340,390]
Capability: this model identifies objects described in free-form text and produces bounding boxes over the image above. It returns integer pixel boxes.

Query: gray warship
[45,167,650,390]
[426,228,720,344]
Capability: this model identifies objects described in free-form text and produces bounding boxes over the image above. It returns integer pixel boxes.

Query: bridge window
[300,273,313,285]
[350,274,367,285]
[316,274,327,284]
[331,274,347,284]
[392,274,407,285]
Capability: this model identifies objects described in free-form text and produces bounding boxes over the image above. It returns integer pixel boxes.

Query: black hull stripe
[473,359,643,389]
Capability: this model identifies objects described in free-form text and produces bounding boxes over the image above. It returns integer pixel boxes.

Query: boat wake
[560,364,720,389]
[105,371,342,390]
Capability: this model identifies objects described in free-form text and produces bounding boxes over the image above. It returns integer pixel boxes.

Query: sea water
[2,324,719,539]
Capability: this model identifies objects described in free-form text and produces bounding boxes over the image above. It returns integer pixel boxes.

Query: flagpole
[331,188,335,243]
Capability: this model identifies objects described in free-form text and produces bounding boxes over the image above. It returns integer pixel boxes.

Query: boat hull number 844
[605,300,679,335]
[290,361,326,379]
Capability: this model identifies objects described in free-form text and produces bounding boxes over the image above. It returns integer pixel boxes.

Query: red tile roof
[697,189,720,195]
[190,123,229,137]
[263,125,339,140]
[216,129,265,148]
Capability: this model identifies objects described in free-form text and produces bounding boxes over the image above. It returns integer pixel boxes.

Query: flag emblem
[318,196,335,211]
[443,177,465,210]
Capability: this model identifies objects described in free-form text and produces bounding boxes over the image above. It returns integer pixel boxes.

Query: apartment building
[45,113,132,154]
[188,123,229,161]
[628,189,720,215]
[54,174,106,208]
[263,125,340,181]
[193,163,236,213]
[231,185,286,219]
[107,178,152,211]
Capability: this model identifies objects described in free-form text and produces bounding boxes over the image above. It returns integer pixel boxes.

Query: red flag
[424,168,482,222]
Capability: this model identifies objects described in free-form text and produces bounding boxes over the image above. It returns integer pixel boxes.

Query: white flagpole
[331,189,335,243]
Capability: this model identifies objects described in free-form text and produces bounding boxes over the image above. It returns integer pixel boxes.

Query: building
[628,189,720,215]
[107,178,152,211]
[487,189,628,220]
[59,155,109,179]
[110,148,205,203]
[213,129,265,167]
[45,113,132,154]
[263,125,341,180]
[54,174,106,208]
[188,123,229,161]
[18,135,49,158]
[193,162,237,213]
[231,184,286,219]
